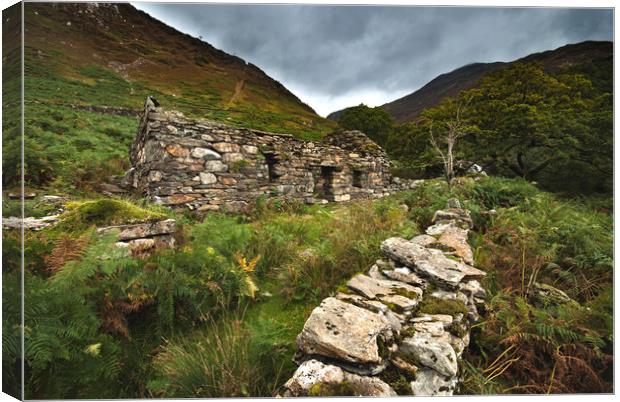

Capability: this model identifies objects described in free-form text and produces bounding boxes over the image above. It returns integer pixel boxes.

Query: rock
[399,332,458,376]
[165,144,189,157]
[437,225,474,265]
[409,368,457,396]
[410,234,437,247]
[411,314,454,329]
[191,147,221,160]
[3,215,59,231]
[148,170,163,182]
[367,264,385,279]
[41,195,66,204]
[296,297,392,365]
[222,152,244,163]
[390,356,418,377]
[531,282,574,307]
[430,289,470,305]
[96,219,176,241]
[381,237,485,289]
[9,192,36,200]
[283,359,397,397]
[100,182,125,194]
[458,279,486,300]
[379,294,419,313]
[199,172,217,184]
[335,292,389,314]
[382,267,427,287]
[432,208,473,228]
[204,160,228,172]
[412,321,445,336]
[212,142,240,153]
[446,198,461,209]
[425,222,455,236]
[346,274,423,300]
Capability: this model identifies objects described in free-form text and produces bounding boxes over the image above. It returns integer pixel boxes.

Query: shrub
[54,199,167,233]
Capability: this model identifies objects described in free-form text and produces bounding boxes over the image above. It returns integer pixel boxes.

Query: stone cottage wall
[125,97,417,213]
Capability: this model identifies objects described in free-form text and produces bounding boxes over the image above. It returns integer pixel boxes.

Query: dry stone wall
[124,97,418,213]
[281,199,486,397]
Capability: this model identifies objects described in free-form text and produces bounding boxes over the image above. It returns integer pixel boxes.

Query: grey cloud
[131,4,612,115]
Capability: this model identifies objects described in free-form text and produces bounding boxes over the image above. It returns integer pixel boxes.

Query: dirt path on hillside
[226,79,245,108]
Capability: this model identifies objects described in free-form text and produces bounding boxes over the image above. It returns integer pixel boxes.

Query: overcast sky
[132,4,613,116]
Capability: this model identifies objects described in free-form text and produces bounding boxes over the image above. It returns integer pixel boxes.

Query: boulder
[282,359,396,397]
[531,282,575,307]
[296,297,393,365]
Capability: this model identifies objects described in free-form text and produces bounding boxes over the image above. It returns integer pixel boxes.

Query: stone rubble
[96,219,177,257]
[281,200,486,397]
[124,97,420,213]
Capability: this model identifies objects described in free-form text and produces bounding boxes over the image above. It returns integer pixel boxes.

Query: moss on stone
[418,297,468,316]
[308,381,356,396]
[379,366,413,395]
[393,287,421,300]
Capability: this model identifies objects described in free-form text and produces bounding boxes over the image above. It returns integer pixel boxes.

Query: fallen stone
[283,359,396,397]
[97,219,176,241]
[2,215,59,231]
[8,192,36,200]
[296,297,392,365]
[531,282,575,307]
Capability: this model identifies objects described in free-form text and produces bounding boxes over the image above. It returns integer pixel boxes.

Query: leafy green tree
[338,104,394,146]
[406,62,612,194]
[466,63,598,180]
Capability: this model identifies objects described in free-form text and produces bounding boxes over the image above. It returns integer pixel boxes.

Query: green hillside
[4,3,336,190]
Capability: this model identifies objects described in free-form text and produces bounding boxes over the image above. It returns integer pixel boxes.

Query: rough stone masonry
[124,97,418,213]
[280,200,486,396]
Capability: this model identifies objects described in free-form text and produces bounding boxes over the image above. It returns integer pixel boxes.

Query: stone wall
[280,200,486,396]
[125,97,418,213]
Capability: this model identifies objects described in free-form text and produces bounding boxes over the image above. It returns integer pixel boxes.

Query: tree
[337,104,394,146]
[427,98,472,188]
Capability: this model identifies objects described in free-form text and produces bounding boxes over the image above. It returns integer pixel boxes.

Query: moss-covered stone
[418,297,469,316]
[308,381,356,396]
[379,366,413,395]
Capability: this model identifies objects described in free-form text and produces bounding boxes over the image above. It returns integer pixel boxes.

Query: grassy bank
[2,177,612,397]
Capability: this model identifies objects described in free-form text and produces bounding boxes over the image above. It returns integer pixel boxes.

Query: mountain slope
[328,41,612,123]
[23,2,335,138]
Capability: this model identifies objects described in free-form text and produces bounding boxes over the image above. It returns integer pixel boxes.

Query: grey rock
[399,332,458,376]
[346,274,423,300]
[283,359,397,397]
[381,237,485,289]
[410,368,457,396]
[296,297,392,365]
[97,219,176,241]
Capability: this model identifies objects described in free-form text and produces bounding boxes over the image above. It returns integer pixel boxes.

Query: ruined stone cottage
[125,97,416,213]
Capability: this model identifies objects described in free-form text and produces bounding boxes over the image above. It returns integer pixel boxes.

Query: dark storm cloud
[131,3,612,115]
